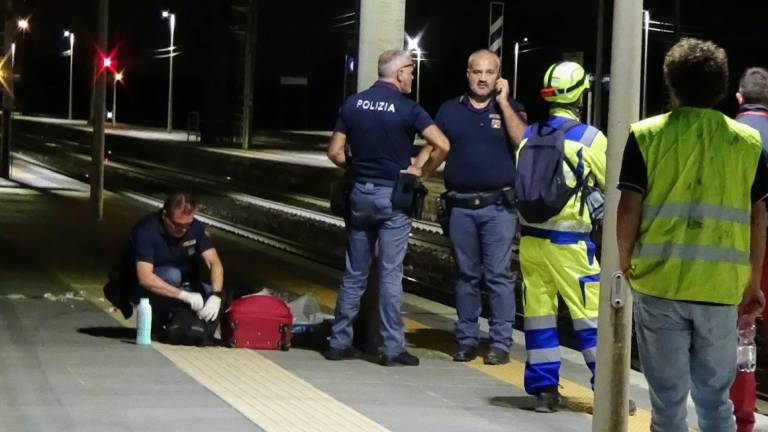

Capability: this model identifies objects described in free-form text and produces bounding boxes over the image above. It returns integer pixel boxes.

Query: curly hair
[663,38,728,108]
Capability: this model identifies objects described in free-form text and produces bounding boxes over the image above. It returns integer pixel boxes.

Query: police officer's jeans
[634,291,737,432]
[449,203,517,351]
[144,266,215,333]
[329,182,412,357]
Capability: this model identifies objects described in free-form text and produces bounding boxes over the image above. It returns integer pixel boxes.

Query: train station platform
[3,126,768,431]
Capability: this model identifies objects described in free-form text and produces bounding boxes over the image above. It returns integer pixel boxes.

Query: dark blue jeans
[449,202,517,351]
[329,182,412,356]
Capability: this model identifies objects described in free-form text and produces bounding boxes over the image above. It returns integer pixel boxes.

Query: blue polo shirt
[130,211,214,278]
[737,103,768,151]
[435,95,526,192]
[334,81,434,183]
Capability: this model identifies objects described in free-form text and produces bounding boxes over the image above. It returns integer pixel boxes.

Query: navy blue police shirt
[435,95,526,192]
[130,211,214,279]
[334,81,434,183]
[737,104,768,151]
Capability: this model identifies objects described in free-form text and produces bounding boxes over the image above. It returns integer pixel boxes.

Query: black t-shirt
[618,132,768,203]
[130,211,214,279]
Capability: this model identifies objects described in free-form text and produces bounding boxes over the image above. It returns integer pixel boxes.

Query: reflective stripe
[527,347,561,364]
[572,318,597,331]
[578,127,599,148]
[635,243,749,264]
[643,203,750,225]
[524,315,557,330]
[582,347,596,364]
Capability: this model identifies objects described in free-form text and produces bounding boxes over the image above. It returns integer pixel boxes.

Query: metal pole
[356,0,405,90]
[91,0,108,221]
[594,0,606,129]
[241,0,256,150]
[112,72,116,126]
[586,84,593,125]
[68,33,74,120]
[513,42,519,99]
[1,0,16,179]
[642,10,650,118]
[415,49,421,104]
[166,14,175,132]
[592,0,643,431]
[10,41,14,69]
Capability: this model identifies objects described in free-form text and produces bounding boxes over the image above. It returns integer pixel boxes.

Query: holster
[436,193,451,237]
[329,174,354,224]
[391,173,428,218]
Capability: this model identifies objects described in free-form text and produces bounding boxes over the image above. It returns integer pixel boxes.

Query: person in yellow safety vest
[617,38,768,432]
[516,61,606,413]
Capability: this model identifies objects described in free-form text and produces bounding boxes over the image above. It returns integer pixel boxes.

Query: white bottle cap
[139,297,150,305]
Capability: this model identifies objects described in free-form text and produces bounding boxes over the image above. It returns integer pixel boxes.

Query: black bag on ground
[161,308,216,346]
[515,120,583,223]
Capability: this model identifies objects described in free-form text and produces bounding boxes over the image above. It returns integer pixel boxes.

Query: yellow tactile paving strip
[154,345,390,432]
[255,265,657,432]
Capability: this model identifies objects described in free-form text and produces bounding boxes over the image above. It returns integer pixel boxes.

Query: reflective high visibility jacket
[630,107,762,304]
[518,108,607,233]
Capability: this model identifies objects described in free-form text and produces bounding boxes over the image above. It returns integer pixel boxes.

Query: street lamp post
[406,35,422,104]
[162,11,175,132]
[512,37,528,99]
[112,71,122,126]
[415,48,422,104]
[64,30,74,120]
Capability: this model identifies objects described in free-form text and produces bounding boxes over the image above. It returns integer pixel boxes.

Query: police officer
[517,61,606,412]
[324,49,450,366]
[434,49,527,365]
[105,192,224,345]
[618,39,768,431]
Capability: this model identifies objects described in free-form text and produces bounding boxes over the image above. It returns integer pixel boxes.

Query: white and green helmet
[540,61,589,104]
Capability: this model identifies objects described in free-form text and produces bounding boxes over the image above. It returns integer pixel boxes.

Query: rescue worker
[434,49,527,365]
[617,39,768,432]
[517,61,606,412]
[104,192,224,345]
[324,49,450,366]
[730,67,768,432]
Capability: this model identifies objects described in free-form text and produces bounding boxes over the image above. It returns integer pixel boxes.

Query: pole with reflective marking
[592,0,642,431]
[488,2,504,67]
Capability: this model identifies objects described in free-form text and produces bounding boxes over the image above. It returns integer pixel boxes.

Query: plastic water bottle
[736,321,757,372]
[136,298,152,346]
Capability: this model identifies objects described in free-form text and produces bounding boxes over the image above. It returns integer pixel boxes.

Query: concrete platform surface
[2,157,767,432]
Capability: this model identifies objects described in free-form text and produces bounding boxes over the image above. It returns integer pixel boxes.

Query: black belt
[445,190,505,209]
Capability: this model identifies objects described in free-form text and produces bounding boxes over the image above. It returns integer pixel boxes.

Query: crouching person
[106,192,225,345]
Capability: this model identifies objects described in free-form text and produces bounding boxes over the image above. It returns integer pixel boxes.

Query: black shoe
[380,351,420,366]
[323,346,361,361]
[453,345,478,362]
[534,390,561,413]
[483,347,510,365]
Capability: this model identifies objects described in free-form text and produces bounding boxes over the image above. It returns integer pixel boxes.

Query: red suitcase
[222,294,293,350]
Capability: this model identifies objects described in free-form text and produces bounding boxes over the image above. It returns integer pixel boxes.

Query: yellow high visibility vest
[630,107,762,304]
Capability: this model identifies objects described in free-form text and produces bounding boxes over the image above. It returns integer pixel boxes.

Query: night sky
[9,0,768,135]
